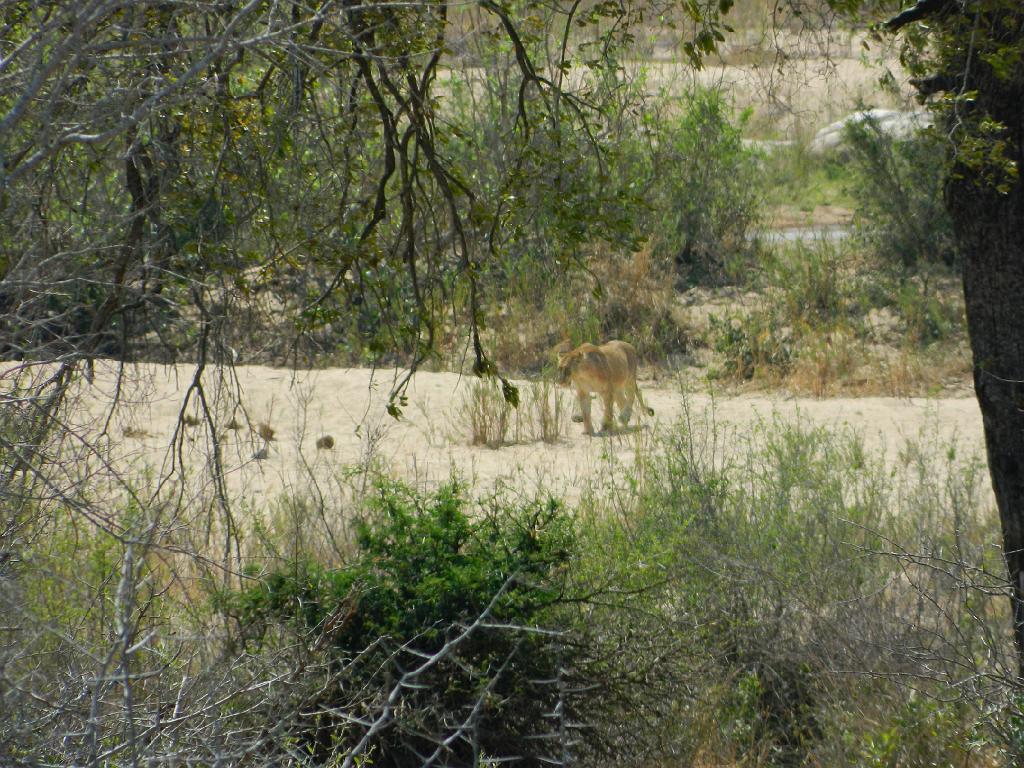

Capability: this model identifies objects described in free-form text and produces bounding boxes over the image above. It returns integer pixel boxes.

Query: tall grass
[574,401,1011,765]
[456,377,571,447]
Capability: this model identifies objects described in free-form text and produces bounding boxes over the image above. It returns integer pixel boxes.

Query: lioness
[557,339,653,435]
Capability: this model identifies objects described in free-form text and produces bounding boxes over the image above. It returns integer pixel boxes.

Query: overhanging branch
[885,0,955,31]
[910,73,959,96]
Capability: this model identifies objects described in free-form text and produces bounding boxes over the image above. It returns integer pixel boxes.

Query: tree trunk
[950,127,1024,677]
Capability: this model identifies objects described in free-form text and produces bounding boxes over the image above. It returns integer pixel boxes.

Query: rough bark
[889,0,1024,682]
[948,86,1024,676]
[955,183,1024,674]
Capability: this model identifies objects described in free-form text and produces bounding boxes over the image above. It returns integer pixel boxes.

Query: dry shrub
[788,329,862,397]
[586,246,691,362]
[457,378,571,448]
[483,247,691,374]
[460,378,514,448]
[483,296,577,374]
[876,344,972,397]
[528,379,571,444]
[786,341,971,398]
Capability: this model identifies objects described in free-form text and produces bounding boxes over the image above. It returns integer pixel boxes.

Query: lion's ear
[552,336,572,357]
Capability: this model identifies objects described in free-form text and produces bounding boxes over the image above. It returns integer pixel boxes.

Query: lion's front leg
[578,389,594,435]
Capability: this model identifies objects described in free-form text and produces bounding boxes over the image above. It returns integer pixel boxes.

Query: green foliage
[844,118,957,272]
[710,311,793,380]
[236,480,572,645]
[443,34,647,298]
[720,663,821,764]
[852,697,973,768]
[895,279,961,344]
[229,481,583,765]
[641,90,762,284]
[481,247,692,373]
[767,239,862,323]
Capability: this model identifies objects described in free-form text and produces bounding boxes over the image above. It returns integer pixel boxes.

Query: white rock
[810,109,933,154]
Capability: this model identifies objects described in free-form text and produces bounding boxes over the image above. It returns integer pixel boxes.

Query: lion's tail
[634,383,654,417]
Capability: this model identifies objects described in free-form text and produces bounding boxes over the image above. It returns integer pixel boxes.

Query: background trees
[0,0,732,389]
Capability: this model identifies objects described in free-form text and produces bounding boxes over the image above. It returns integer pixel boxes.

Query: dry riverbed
[14,361,987,513]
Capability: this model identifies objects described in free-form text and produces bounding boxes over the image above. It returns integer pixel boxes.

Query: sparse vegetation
[704,238,968,394]
[571,407,1010,765]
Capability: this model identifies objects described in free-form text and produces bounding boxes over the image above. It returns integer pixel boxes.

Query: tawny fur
[557,340,653,435]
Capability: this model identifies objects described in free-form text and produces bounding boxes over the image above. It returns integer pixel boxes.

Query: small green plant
[709,311,793,381]
[721,663,821,765]
[896,279,962,344]
[763,240,857,327]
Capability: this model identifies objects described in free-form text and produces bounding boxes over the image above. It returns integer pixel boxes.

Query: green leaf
[500,377,520,408]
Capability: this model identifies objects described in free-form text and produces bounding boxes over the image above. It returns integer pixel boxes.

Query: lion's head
[557,350,581,386]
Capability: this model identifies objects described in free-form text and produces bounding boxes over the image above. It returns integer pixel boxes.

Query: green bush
[851,696,974,768]
[896,279,962,344]
[710,311,793,380]
[228,481,588,766]
[642,90,761,285]
[762,240,861,327]
[845,117,957,273]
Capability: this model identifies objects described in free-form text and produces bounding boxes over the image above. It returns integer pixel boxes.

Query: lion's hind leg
[600,388,616,433]
[616,387,634,425]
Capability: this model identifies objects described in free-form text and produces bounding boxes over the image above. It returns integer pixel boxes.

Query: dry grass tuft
[456,378,571,448]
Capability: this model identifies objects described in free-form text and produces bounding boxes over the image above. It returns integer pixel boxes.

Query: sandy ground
[24,361,986,512]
